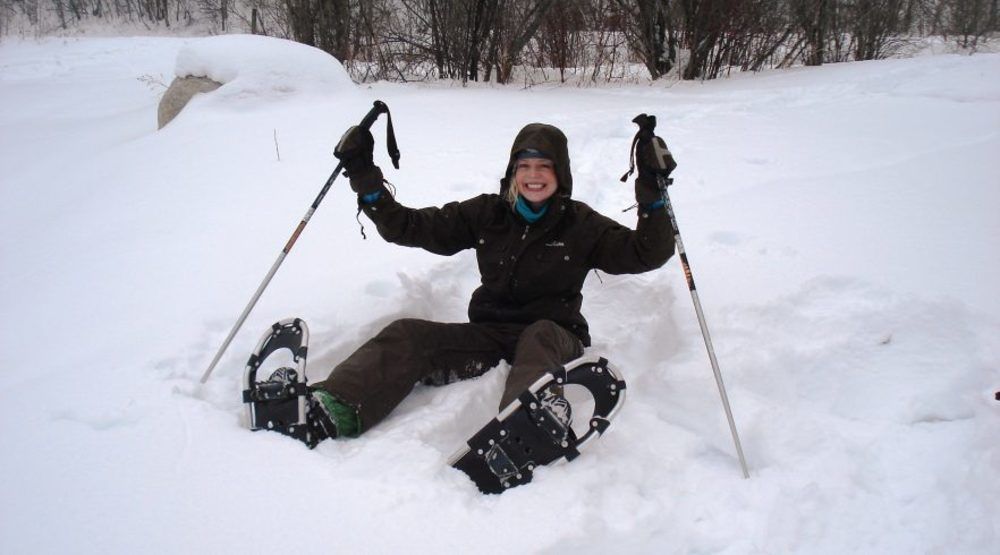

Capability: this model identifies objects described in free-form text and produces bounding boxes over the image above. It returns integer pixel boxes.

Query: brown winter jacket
[359,124,675,346]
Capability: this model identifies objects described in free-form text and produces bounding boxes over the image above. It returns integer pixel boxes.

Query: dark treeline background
[2,0,997,82]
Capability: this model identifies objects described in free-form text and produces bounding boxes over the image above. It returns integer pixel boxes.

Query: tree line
[2,0,996,83]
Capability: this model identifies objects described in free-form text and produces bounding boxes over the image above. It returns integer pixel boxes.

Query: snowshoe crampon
[242,318,320,447]
[449,356,626,494]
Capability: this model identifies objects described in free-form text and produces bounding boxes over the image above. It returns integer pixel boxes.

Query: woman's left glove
[334,126,384,195]
[634,134,677,205]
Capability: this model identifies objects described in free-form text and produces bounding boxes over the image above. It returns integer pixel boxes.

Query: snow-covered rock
[158,75,222,128]
[168,34,357,118]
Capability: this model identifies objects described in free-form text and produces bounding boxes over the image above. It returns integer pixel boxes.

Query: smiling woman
[290,121,678,443]
[512,153,558,208]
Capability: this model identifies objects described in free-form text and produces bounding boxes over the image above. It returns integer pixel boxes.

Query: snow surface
[1,35,998,554]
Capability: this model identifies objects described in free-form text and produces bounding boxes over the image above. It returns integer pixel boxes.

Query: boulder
[157,76,223,129]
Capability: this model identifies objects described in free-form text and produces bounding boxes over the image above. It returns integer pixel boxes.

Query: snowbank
[174,34,356,103]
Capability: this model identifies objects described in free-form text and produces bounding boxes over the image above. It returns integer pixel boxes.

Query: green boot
[308,390,361,440]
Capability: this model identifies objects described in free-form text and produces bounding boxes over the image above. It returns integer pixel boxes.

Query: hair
[504,173,519,209]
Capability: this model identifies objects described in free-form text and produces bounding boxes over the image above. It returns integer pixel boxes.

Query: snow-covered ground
[1,36,997,553]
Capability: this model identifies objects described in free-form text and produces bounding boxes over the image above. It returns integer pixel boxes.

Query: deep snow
[0,36,997,554]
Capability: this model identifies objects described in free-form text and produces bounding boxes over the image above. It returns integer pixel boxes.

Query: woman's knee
[520,320,579,348]
[521,319,562,338]
[378,318,432,339]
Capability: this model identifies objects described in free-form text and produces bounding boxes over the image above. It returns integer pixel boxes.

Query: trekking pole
[200,100,398,384]
[659,176,750,479]
[623,113,749,478]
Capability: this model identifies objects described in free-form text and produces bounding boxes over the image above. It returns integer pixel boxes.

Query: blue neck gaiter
[515,195,549,224]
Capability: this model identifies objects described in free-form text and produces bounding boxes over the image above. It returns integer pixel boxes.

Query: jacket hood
[500,123,573,199]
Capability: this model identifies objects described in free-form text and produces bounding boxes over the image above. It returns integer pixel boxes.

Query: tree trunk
[496,0,555,83]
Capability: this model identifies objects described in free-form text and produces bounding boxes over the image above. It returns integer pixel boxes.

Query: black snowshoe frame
[242,318,317,446]
[450,355,627,493]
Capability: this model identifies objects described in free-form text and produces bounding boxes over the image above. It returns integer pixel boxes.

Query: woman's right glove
[334,126,384,196]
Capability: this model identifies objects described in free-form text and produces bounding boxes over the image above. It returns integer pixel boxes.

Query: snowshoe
[449,356,626,494]
[242,318,325,447]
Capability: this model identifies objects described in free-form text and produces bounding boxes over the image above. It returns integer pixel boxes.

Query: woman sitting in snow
[304,122,676,440]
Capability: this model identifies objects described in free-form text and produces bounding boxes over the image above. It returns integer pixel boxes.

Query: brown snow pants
[309,318,584,434]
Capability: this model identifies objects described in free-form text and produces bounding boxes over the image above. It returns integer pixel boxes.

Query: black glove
[634,135,677,205]
[622,114,677,206]
[637,134,677,178]
[634,175,661,205]
[334,126,384,195]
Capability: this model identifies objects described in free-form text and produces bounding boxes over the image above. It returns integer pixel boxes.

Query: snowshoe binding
[449,356,626,494]
[242,318,329,448]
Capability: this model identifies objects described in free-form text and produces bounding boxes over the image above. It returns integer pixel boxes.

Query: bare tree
[195,0,231,30]
[848,0,908,60]
[490,0,556,82]
[615,0,680,79]
[944,0,996,47]
[539,0,585,82]
[792,0,830,65]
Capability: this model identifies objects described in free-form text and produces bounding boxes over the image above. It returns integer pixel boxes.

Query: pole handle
[358,100,389,130]
[356,100,400,170]
[632,113,657,135]
[621,114,675,182]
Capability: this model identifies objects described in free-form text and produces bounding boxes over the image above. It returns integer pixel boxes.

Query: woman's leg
[310,318,511,433]
[499,320,584,410]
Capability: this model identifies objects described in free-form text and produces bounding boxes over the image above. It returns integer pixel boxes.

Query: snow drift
[175,34,356,101]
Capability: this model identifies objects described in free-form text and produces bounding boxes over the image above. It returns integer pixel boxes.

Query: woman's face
[514,158,558,206]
